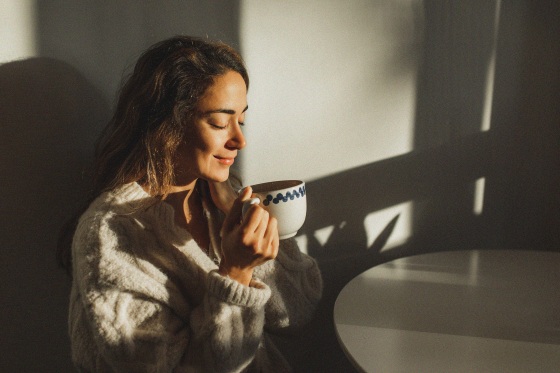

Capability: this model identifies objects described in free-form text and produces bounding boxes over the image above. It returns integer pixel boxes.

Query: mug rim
[251,180,304,193]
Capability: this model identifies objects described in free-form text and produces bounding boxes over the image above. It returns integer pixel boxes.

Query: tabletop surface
[333,249,560,373]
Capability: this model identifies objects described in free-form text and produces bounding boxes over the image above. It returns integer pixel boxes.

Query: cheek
[183,129,210,153]
[196,131,224,154]
[174,143,195,168]
[184,123,226,161]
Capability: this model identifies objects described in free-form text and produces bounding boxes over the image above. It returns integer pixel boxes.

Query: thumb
[223,186,252,231]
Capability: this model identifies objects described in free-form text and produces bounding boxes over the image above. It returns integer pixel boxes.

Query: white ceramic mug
[242,180,306,239]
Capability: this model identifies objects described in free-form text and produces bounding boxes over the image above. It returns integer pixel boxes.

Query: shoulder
[71,184,174,290]
[73,183,166,256]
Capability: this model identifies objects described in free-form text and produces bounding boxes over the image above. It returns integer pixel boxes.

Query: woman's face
[174,70,248,185]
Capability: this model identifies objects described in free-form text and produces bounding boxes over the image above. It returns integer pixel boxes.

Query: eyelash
[210,122,245,129]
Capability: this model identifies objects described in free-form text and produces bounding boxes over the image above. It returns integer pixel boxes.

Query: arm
[71,211,271,372]
[208,177,323,331]
[183,271,271,372]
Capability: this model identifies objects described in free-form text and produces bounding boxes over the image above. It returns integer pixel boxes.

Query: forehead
[198,71,247,110]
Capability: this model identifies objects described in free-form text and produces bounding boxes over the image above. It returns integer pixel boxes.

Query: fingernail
[241,186,252,196]
[237,186,248,195]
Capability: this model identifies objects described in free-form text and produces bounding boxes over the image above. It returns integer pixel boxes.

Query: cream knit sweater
[69,182,322,372]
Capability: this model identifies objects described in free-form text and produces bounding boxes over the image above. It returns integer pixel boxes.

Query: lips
[214,155,235,165]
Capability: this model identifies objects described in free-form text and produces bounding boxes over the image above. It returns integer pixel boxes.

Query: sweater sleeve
[253,238,323,332]
[71,211,271,373]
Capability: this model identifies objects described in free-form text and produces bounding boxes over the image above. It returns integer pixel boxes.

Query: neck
[158,179,211,251]
[165,179,200,224]
[166,177,198,194]
[139,175,198,196]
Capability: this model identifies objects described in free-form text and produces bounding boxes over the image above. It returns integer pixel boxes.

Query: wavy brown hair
[57,35,249,275]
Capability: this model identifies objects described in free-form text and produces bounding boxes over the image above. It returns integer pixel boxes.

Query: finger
[242,198,261,220]
[223,186,252,231]
[263,215,277,241]
[264,217,279,258]
[254,209,270,240]
[241,204,267,236]
[269,234,279,260]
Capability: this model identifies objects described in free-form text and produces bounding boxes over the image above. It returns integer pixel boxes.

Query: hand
[219,187,279,285]
[208,179,238,214]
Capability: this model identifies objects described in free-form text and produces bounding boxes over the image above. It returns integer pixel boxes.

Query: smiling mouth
[214,156,235,165]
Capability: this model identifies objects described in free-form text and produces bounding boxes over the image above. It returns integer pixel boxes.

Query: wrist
[218,264,253,286]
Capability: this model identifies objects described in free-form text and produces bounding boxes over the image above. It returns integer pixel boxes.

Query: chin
[201,171,230,183]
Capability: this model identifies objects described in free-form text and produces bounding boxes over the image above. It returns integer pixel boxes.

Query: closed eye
[210,123,227,129]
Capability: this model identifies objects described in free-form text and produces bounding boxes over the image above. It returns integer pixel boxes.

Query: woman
[57,36,322,372]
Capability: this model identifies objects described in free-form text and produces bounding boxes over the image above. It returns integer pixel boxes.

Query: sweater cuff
[207,270,271,308]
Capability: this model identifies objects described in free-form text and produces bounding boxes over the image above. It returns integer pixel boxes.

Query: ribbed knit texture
[69,182,322,372]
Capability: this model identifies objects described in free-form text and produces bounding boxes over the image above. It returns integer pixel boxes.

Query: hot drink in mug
[242,180,306,239]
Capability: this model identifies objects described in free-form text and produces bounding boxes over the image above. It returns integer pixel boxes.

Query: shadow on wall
[0,2,242,372]
[0,58,109,372]
[484,1,560,251]
[274,132,494,371]
[273,2,560,372]
[277,132,495,373]
[301,0,500,289]
[273,2,499,371]
[35,1,242,102]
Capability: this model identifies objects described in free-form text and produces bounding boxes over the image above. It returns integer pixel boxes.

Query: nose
[226,123,246,150]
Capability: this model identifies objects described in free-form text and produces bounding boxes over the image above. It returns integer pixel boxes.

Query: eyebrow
[203,105,248,115]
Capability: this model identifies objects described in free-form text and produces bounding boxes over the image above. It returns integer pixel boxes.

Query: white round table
[334,250,560,372]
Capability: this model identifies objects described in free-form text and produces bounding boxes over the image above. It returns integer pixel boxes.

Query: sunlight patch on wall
[313,225,336,247]
[294,221,348,255]
[293,235,308,255]
[480,0,501,132]
[0,0,37,63]
[364,201,412,252]
[238,0,422,185]
[473,177,486,215]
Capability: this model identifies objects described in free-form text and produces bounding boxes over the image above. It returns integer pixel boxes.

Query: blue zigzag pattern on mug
[263,186,306,206]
